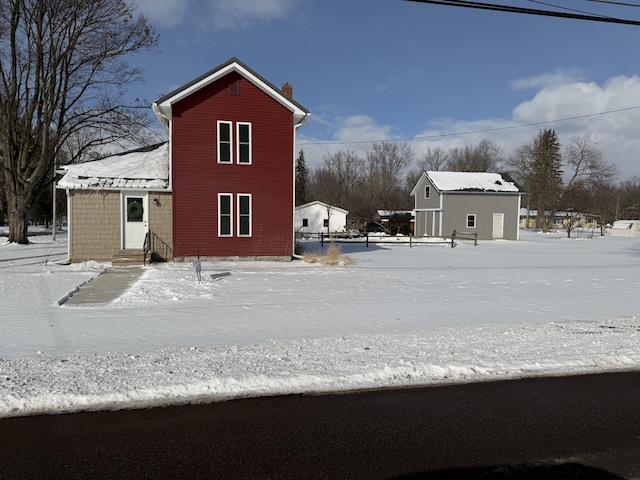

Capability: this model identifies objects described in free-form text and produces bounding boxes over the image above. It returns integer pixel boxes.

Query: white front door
[492,213,504,239]
[123,193,148,249]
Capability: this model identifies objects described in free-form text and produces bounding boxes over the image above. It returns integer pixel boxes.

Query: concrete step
[112,249,146,266]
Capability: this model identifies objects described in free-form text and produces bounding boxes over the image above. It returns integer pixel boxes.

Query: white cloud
[334,115,395,143]
[298,115,397,167]
[510,69,586,91]
[133,0,189,29]
[405,75,640,180]
[210,0,300,31]
[134,0,299,31]
[300,73,640,180]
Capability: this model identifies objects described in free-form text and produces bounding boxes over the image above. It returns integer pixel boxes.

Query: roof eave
[153,57,310,126]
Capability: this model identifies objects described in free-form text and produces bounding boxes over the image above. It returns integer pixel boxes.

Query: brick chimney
[281,82,293,99]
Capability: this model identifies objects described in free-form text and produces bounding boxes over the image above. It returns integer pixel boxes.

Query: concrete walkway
[61,267,144,306]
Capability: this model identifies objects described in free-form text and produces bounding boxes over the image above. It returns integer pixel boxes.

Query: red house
[152,57,310,261]
[58,58,310,264]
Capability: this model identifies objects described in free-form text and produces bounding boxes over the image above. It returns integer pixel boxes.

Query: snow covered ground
[1,228,639,418]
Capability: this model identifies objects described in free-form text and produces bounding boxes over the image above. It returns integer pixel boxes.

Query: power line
[528,0,611,18]
[404,0,640,25]
[581,0,640,7]
[298,105,640,146]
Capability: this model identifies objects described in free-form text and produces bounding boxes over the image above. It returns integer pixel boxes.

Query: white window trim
[424,185,430,199]
[236,122,252,165]
[466,214,477,229]
[218,193,233,237]
[237,193,252,237]
[217,121,233,164]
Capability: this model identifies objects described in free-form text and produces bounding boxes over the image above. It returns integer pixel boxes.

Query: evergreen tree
[530,129,563,232]
[295,149,308,206]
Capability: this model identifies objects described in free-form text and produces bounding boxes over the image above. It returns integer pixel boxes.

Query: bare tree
[618,175,640,219]
[0,0,158,243]
[419,146,449,171]
[562,132,617,198]
[505,142,536,227]
[557,133,617,235]
[405,146,449,192]
[446,139,503,172]
[362,141,414,216]
[587,180,619,235]
[309,150,364,214]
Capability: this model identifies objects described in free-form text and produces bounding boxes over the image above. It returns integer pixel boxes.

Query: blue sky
[131,0,640,180]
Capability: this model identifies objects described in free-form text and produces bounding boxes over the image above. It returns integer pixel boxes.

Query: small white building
[295,201,348,234]
[609,220,640,237]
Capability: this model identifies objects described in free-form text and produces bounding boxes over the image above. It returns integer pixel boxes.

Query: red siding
[171,72,295,258]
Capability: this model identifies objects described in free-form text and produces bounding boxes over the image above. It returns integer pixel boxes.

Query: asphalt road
[1,371,640,479]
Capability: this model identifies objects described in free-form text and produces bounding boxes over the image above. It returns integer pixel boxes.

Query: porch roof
[57,143,169,190]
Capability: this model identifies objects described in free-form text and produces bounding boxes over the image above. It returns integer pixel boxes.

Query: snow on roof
[57,143,169,190]
[296,201,348,214]
[376,210,414,217]
[611,220,640,229]
[427,171,523,193]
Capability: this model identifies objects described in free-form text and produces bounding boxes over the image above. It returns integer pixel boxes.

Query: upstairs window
[237,194,252,236]
[424,186,430,199]
[218,121,232,164]
[237,123,252,164]
[466,214,476,229]
[218,194,233,236]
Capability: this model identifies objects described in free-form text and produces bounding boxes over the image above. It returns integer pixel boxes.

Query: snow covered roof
[611,220,640,229]
[296,201,348,215]
[57,143,169,191]
[376,210,414,218]
[411,171,524,195]
[152,57,310,130]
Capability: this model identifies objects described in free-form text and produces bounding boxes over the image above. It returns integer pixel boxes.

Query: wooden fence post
[451,230,456,248]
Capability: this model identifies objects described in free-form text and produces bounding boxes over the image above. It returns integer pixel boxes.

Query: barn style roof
[57,142,169,191]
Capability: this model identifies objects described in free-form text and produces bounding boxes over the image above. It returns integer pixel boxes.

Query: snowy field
[1,228,640,418]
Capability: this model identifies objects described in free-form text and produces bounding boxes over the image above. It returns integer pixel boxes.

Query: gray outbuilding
[411,171,525,241]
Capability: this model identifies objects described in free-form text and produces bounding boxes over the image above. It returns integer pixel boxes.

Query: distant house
[295,201,348,234]
[519,208,598,230]
[609,219,640,237]
[372,210,415,234]
[411,171,525,241]
[58,57,310,263]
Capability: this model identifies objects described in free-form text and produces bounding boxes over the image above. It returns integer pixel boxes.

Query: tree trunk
[537,198,549,233]
[6,191,30,244]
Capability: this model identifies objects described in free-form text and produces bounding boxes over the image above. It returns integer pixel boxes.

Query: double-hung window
[218,121,252,164]
[424,186,430,199]
[218,121,232,164]
[466,214,476,229]
[218,194,233,236]
[237,123,252,164]
[237,194,252,236]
